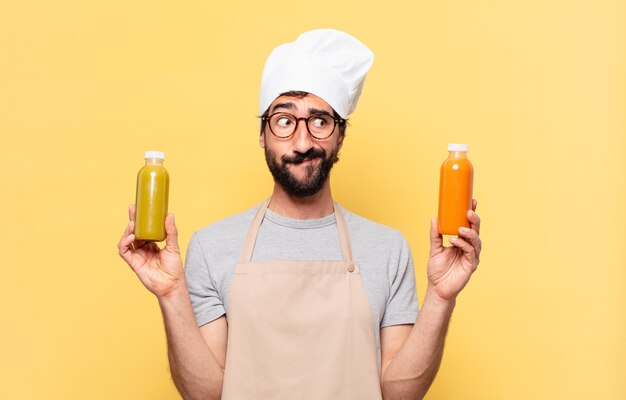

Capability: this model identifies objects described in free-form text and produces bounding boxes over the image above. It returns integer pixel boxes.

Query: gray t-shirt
[184,200,419,371]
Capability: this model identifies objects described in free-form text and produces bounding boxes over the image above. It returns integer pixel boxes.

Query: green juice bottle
[134,151,169,242]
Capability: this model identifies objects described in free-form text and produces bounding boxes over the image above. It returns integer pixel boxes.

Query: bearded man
[118,29,482,400]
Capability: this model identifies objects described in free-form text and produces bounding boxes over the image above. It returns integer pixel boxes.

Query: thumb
[429,216,444,257]
[164,213,180,254]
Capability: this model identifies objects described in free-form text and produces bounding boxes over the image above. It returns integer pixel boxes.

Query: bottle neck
[448,151,468,159]
[145,158,164,166]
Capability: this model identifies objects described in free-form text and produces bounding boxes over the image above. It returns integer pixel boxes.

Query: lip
[289,158,318,165]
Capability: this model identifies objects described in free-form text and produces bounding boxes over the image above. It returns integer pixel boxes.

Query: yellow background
[1,0,624,399]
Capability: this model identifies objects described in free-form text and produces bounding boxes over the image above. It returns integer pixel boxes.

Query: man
[118,29,482,400]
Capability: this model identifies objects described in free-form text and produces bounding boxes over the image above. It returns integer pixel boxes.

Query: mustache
[282,148,326,164]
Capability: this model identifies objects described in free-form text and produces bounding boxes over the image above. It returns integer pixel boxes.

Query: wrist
[157,282,191,308]
[425,284,457,312]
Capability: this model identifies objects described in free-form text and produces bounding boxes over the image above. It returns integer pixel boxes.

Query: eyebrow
[308,108,333,117]
[270,102,334,117]
[271,102,295,113]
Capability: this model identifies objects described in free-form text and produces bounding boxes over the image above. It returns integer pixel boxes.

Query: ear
[337,133,344,152]
[259,131,265,148]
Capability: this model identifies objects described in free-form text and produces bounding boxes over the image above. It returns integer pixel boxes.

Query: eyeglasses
[261,112,346,140]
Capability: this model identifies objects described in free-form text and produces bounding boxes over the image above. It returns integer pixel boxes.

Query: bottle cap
[144,151,165,159]
[448,143,469,152]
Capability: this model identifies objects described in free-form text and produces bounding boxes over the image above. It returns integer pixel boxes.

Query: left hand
[427,199,482,302]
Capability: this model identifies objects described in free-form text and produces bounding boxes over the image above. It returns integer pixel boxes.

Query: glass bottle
[438,144,474,235]
[134,151,169,241]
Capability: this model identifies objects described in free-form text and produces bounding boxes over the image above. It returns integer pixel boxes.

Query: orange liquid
[438,152,473,235]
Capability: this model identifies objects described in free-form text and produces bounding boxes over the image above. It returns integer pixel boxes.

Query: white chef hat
[259,29,374,119]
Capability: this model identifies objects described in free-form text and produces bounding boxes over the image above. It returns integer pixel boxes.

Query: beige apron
[221,198,383,400]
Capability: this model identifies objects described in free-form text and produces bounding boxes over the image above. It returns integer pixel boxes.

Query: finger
[128,204,136,222]
[120,212,146,254]
[467,209,481,235]
[118,219,134,256]
[164,213,180,254]
[458,227,482,260]
[118,232,136,265]
[123,219,133,236]
[124,218,147,250]
[449,236,478,269]
[145,241,160,252]
[429,217,444,257]
[472,199,477,212]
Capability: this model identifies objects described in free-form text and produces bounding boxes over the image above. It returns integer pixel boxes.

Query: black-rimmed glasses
[261,112,346,140]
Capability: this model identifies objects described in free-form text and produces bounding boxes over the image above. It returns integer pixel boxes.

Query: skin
[260,93,344,219]
[117,93,482,400]
[380,201,481,399]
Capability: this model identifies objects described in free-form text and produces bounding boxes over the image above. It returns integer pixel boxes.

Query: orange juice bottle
[134,151,170,241]
[438,144,474,235]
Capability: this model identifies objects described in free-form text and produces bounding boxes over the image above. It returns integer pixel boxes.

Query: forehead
[269,93,333,113]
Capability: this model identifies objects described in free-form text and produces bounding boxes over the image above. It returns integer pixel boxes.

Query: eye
[311,117,328,128]
[276,117,293,127]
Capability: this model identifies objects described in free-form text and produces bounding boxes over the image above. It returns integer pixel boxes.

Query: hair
[259,91,348,137]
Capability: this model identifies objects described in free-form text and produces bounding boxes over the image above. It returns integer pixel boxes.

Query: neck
[268,180,335,219]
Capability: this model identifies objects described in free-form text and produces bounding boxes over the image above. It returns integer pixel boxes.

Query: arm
[118,205,227,400]
[380,287,455,400]
[160,289,227,400]
[381,200,482,399]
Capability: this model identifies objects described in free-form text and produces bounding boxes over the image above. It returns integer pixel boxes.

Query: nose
[292,119,314,154]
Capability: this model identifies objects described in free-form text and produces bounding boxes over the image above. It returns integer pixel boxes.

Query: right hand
[117,204,185,299]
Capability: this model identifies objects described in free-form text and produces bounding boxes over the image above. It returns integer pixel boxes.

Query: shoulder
[191,201,262,251]
[337,203,408,250]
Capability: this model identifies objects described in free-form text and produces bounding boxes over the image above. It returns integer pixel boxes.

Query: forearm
[158,285,224,400]
[381,286,456,400]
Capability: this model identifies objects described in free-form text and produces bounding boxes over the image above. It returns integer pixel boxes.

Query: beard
[264,145,339,198]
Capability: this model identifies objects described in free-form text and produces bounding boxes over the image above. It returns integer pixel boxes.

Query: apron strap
[238,197,271,263]
[333,201,353,262]
[238,197,353,263]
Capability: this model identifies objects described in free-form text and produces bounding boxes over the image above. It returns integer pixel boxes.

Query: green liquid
[134,162,169,241]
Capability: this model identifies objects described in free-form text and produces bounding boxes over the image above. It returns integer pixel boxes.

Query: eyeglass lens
[269,113,335,139]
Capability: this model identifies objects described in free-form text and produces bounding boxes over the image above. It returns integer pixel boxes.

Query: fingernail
[459,227,469,234]
[449,236,456,242]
